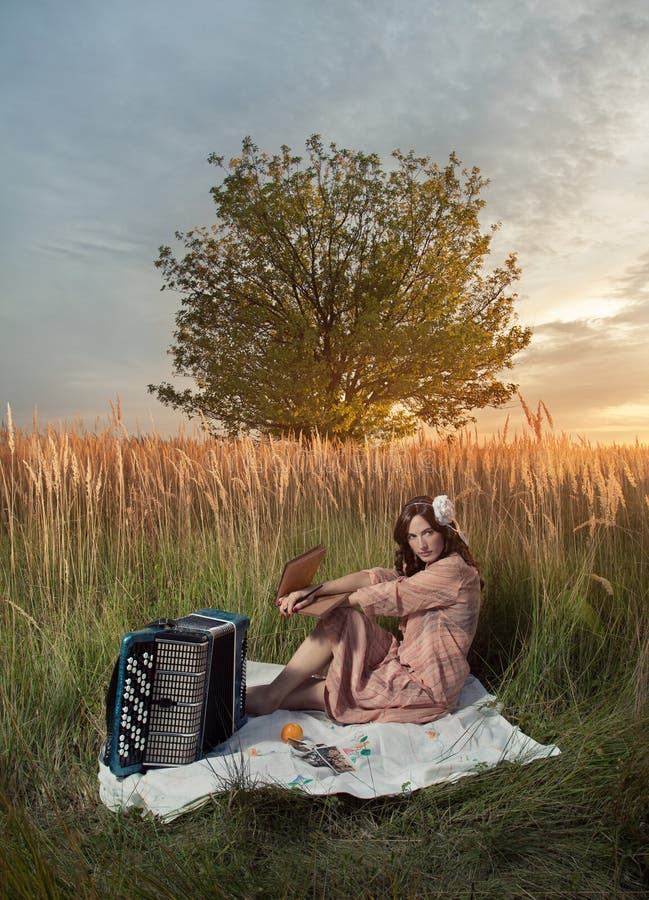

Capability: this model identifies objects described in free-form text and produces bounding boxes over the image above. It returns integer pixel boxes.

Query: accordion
[104,609,249,777]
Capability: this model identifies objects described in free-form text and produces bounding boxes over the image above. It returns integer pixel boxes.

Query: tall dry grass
[1,403,646,709]
[2,403,648,666]
[1,403,646,590]
[1,402,648,894]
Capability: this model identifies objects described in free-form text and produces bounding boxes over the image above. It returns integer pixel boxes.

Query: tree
[150,135,531,439]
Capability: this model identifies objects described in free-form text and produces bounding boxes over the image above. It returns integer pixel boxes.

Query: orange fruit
[281,722,304,742]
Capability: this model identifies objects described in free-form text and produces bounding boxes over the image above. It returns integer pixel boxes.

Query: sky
[2,0,649,444]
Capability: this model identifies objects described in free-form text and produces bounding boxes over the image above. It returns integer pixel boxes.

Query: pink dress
[322,552,481,724]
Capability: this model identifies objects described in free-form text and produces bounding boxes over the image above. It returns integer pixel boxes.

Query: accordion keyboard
[106,609,248,776]
[116,636,211,769]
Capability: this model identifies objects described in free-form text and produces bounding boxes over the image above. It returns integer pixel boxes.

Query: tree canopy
[150,135,531,439]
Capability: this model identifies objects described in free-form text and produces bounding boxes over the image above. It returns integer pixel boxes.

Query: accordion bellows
[104,609,249,777]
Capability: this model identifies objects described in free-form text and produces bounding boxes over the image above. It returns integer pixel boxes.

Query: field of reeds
[1,403,648,898]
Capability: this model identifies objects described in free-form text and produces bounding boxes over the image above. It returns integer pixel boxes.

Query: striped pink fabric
[322,553,481,724]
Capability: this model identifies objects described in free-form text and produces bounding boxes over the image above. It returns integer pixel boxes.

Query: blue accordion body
[105,609,248,777]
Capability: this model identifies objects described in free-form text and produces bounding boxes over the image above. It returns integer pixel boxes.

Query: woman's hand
[276,586,321,617]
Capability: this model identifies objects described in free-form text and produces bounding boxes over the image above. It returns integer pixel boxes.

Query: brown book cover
[274,545,325,599]
[274,546,350,617]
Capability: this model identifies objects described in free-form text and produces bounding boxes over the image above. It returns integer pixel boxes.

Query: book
[274,545,350,617]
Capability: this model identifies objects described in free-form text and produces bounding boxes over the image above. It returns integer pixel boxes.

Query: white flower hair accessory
[432,495,455,526]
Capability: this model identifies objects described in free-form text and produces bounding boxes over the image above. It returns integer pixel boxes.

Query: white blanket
[99,662,560,823]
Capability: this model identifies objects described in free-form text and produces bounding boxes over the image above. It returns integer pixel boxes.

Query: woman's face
[407,514,444,564]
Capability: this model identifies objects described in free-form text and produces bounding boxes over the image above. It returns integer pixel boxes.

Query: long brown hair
[393,495,481,578]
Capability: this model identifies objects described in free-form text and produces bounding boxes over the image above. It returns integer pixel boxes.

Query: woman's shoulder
[425,552,478,582]
[425,551,464,572]
[415,554,481,609]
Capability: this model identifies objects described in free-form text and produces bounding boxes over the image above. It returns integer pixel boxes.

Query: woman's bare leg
[279,677,326,711]
[246,620,332,715]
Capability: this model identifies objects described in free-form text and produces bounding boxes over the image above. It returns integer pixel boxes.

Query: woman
[246,495,482,724]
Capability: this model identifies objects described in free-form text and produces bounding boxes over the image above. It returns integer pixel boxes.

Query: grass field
[1,406,648,897]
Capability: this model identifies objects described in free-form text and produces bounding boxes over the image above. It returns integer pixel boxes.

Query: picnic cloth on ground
[98,662,560,823]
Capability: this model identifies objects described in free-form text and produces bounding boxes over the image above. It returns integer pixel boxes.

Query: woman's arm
[350,556,464,618]
[318,571,372,594]
[277,570,371,617]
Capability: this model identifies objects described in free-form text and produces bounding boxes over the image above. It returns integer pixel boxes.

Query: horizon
[3,394,648,448]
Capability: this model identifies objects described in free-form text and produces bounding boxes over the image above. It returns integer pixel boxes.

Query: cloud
[404,1,649,261]
[3,0,649,440]
[474,247,649,439]
[517,318,647,405]
[611,248,649,308]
